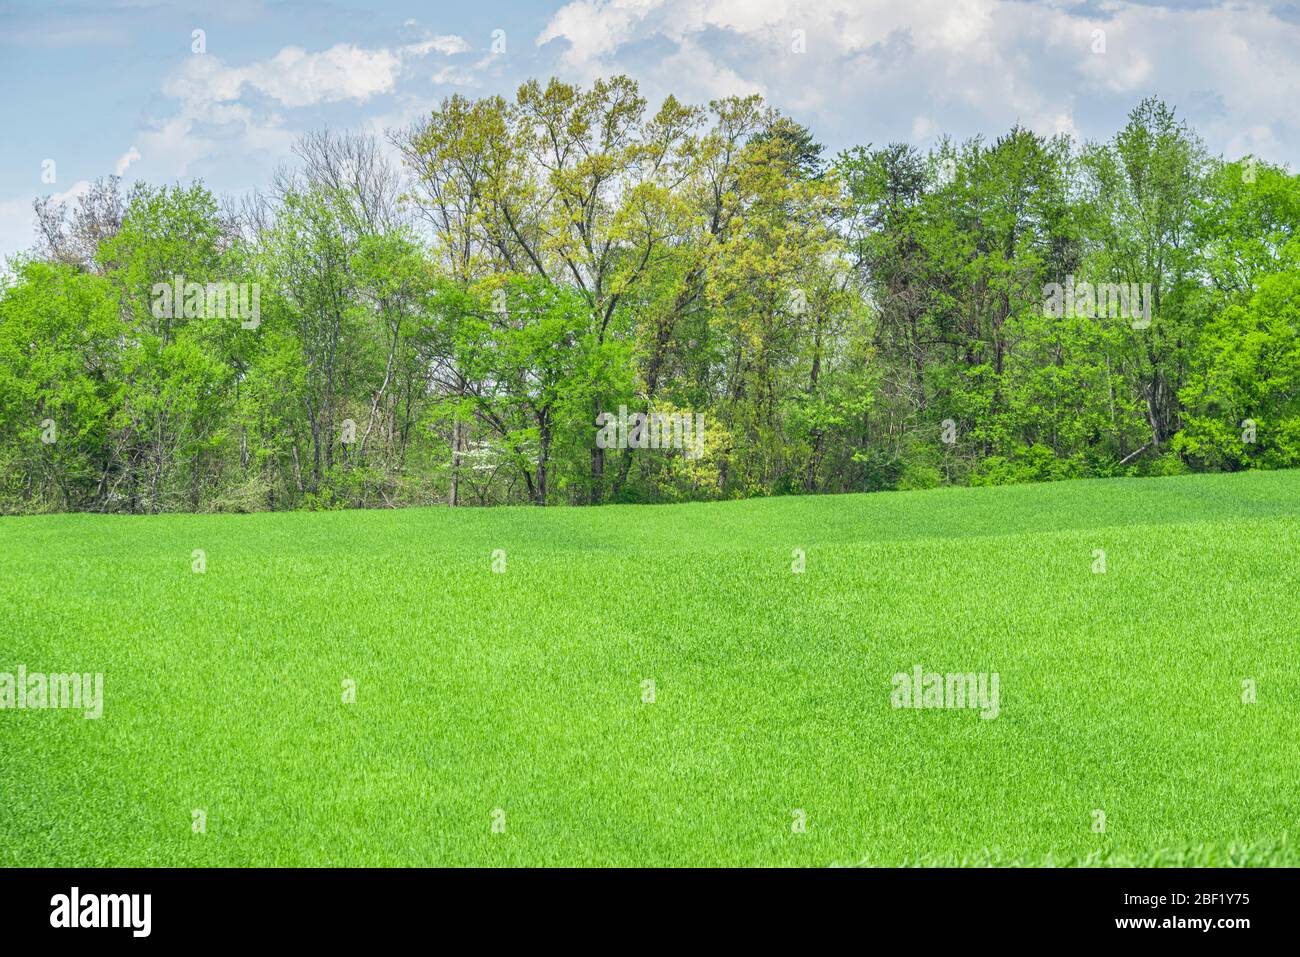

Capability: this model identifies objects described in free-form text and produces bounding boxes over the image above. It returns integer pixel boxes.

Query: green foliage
[1176,263,1300,469]
[896,460,943,490]
[2,82,1299,512]
[0,261,122,511]
[970,444,1081,486]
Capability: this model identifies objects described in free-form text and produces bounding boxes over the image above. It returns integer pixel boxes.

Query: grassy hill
[2,470,1298,866]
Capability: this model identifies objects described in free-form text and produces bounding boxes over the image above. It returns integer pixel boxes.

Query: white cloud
[403,35,472,58]
[431,65,479,87]
[535,0,1300,166]
[140,34,483,178]
[161,34,474,113]
[164,44,404,111]
[114,147,141,177]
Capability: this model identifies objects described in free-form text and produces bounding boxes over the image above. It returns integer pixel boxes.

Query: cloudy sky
[2,0,1298,261]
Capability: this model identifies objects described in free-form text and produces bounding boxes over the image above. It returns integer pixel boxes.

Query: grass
[1,470,1298,866]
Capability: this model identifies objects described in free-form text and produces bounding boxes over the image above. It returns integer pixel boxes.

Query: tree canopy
[2,79,1297,513]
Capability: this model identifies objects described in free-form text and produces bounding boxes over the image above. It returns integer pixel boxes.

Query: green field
[2,470,1298,866]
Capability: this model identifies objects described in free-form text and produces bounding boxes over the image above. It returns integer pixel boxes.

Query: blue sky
[2,0,1298,260]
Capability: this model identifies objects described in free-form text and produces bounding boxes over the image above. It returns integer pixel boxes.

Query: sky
[1,0,1298,261]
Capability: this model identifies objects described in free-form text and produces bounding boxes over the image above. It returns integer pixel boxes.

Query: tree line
[2,77,1297,513]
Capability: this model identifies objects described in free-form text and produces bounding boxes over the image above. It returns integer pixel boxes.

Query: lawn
[2,470,1298,866]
